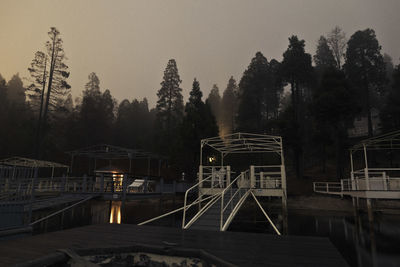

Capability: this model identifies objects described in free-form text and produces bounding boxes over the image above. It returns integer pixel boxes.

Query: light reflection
[109,201,121,224]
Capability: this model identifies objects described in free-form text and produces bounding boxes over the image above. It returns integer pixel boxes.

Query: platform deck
[0,223,348,266]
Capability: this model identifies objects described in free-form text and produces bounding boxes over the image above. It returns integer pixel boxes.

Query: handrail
[221,188,251,231]
[183,193,222,229]
[220,170,249,230]
[29,195,95,226]
[182,175,213,228]
[138,193,217,226]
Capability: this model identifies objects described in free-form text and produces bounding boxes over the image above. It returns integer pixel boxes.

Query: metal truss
[201,132,283,155]
[0,157,68,169]
[66,144,163,160]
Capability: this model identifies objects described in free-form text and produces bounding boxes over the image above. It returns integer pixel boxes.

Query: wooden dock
[0,224,348,266]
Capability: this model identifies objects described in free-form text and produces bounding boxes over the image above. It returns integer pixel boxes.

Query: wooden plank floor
[0,224,348,267]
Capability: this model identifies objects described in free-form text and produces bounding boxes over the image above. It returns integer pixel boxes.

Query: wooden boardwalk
[0,224,348,266]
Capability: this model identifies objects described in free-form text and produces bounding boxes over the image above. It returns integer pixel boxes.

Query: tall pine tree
[155,59,184,155]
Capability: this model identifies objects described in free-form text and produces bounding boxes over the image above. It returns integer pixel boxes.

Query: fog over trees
[1,26,400,181]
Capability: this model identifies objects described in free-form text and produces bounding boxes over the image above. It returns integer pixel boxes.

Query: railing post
[250,165,255,188]
[83,174,87,193]
[351,171,355,191]
[383,172,388,191]
[121,174,128,222]
[226,166,231,187]
[260,171,264,189]
[313,182,316,192]
[326,183,329,193]
[340,180,344,198]
[365,168,370,190]
[28,167,38,224]
[159,177,164,193]
[100,173,104,193]
[199,165,203,189]
[173,180,176,193]
[211,167,215,189]
[144,177,148,193]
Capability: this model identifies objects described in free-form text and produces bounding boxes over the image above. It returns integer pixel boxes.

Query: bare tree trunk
[34,57,47,157]
[38,38,57,158]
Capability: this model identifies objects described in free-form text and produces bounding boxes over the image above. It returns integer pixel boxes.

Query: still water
[31,198,400,267]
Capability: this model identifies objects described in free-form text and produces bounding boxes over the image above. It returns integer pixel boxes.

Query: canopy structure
[67,144,162,160]
[0,157,68,169]
[350,130,400,172]
[350,130,400,152]
[200,132,284,165]
[66,144,165,175]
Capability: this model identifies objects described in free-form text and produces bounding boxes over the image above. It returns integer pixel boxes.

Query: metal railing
[252,165,282,189]
[199,165,231,189]
[220,170,251,231]
[182,174,220,229]
[313,182,342,193]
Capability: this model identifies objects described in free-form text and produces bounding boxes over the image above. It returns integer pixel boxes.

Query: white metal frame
[314,130,400,198]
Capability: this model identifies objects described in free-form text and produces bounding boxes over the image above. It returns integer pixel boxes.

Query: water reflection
[308,210,400,267]
[30,198,400,266]
[109,201,121,224]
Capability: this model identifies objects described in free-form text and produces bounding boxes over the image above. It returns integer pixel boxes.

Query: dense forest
[1,26,399,182]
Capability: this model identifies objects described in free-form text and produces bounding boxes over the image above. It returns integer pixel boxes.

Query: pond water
[31,197,400,267]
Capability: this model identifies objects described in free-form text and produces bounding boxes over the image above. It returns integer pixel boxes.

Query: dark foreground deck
[0,224,348,267]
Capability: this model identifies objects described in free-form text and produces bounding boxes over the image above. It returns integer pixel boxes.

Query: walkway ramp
[188,187,251,231]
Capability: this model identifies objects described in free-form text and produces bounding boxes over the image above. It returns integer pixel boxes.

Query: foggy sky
[1,0,399,107]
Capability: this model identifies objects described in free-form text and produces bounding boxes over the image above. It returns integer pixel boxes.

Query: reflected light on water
[109,202,121,224]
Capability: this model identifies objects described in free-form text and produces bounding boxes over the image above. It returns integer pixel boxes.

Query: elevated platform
[0,224,348,266]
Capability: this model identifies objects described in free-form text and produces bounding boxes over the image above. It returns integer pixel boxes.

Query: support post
[28,168,38,224]
[250,165,255,188]
[199,165,203,188]
[226,166,231,187]
[211,167,215,189]
[159,177,164,193]
[121,174,128,223]
[383,172,388,191]
[83,174,87,193]
[365,167,370,190]
[340,180,344,198]
[61,174,66,193]
[100,173,104,192]
[147,157,150,176]
[70,155,74,175]
[144,176,148,193]
[350,150,355,190]
[363,144,370,190]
